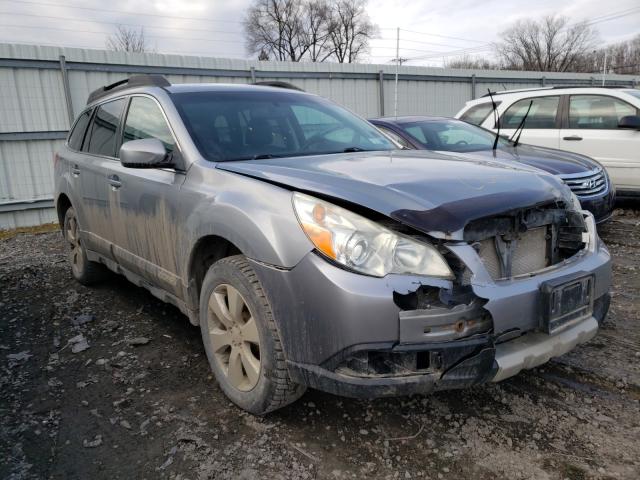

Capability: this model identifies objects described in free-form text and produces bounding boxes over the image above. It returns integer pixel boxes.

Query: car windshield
[171,90,395,161]
[397,119,511,152]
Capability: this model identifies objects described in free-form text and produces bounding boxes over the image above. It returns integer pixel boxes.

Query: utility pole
[602,50,607,86]
[392,27,408,118]
[394,27,399,118]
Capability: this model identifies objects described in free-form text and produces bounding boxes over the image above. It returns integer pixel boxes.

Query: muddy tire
[199,255,306,414]
[63,207,106,285]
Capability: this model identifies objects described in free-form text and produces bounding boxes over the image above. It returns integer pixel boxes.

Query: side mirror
[120,138,174,168]
[618,115,640,130]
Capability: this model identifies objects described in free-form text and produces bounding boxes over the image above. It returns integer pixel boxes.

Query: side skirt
[86,249,199,325]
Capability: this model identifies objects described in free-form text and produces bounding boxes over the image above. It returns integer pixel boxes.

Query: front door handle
[71,164,80,177]
[563,135,583,141]
[108,174,122,190]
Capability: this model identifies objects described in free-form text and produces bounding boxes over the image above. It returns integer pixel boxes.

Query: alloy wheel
[65,214,85,277]
[206,284,261,391]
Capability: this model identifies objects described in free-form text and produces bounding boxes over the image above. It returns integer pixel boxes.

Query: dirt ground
[1,208,639,480]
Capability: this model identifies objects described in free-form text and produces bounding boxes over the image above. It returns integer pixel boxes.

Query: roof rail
[87,74,171,105]
[253,81,304,91]
[481,84,631,98]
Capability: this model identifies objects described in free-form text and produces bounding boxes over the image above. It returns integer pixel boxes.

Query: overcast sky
[0,0,638,66]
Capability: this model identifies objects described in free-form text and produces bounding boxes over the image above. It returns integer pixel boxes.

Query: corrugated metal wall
[1,42,638,229]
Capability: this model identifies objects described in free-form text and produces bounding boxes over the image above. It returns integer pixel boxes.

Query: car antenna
[511,100,533,148]
[487,89,500,151]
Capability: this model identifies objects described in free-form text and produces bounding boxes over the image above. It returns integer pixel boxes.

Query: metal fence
[1,42,638,229]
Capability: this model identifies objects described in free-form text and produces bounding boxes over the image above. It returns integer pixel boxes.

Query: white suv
[455,87,640,197]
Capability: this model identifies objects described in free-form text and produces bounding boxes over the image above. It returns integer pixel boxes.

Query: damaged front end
[250,199,611,399]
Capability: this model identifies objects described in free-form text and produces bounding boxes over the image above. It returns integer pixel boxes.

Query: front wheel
[199,255,306,414]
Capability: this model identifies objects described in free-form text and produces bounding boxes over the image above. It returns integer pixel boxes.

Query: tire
[199,255,306,414]
[63,207,106,285]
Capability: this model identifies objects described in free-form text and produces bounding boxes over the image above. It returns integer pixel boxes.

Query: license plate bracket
[540,273,594,334]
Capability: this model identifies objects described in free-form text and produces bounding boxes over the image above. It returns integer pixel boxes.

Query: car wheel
[63,207,106,285]
[199,255,306,414]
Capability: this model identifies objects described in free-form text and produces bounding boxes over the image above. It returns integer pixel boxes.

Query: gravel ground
[1,209,639,480]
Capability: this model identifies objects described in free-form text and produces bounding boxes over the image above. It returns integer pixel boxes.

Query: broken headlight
[292,192,454,279]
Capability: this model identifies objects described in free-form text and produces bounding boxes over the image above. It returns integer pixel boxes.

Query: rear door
[498,95,561,149]
[77,98,127,256]
[107,95,186,297]
[559,94,640,192]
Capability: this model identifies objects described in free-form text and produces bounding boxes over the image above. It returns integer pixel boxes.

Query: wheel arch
[55,193,72,229]
[186,234,242,310]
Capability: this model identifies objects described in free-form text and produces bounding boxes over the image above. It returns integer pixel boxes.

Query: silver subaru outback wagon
[54,75,612,414]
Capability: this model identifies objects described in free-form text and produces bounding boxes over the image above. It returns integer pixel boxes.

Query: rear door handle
[108,174,122,190]
[71,164,80,177]
[563,135,583,141]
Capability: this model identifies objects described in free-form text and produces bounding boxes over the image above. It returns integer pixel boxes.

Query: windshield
[171,90,395,161]
[397,119,510,152]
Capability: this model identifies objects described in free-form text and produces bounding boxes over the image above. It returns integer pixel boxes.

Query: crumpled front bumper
[249,236,611,398]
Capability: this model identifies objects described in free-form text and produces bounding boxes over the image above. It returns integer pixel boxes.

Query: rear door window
[568,95,637,129]
[67,109,92,151]
[84,98,126,157]
[460,103,497,125]
[501,96,560,129]
[123,96,176,153]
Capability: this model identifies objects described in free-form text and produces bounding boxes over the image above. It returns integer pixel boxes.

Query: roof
[477,85,636,99]
[165,83,309,95]
[87,75,309,105]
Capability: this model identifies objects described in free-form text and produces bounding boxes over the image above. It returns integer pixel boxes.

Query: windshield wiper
[487,89,500,151]
[509,100,533,147]
[342,147,370,152]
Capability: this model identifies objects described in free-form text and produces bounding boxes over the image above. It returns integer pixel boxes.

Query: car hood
[216,150,573,239]
[437,144,600,175]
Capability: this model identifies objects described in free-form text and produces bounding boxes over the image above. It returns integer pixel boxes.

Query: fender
[179,166,314,308]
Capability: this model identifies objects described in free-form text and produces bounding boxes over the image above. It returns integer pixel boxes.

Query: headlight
[292,192,454,279]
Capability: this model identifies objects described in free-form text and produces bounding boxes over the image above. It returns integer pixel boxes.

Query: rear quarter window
[459,102,497,125]
[67,109,92,151]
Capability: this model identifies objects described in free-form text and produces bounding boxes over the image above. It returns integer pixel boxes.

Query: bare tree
[576,34,640,74]
[494,16,597,72]
[244,0,377,63]
[445,55,497,70]
[303,0,334,62]
[106,26,149,53]
[328,0,378,63]
[244,0,309,62]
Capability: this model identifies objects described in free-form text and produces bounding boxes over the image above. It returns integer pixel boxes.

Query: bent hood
[216,150,573,239]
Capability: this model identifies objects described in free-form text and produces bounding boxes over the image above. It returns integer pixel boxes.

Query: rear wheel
[63,207,106,285]
[199,255,305,414]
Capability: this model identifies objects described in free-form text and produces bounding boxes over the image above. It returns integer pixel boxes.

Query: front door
[108,95,186,297]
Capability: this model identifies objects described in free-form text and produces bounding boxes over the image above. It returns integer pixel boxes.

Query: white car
[455,87,640,197]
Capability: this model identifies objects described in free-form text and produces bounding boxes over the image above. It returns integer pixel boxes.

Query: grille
[478,227,549,280]
[561,169,607,197]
